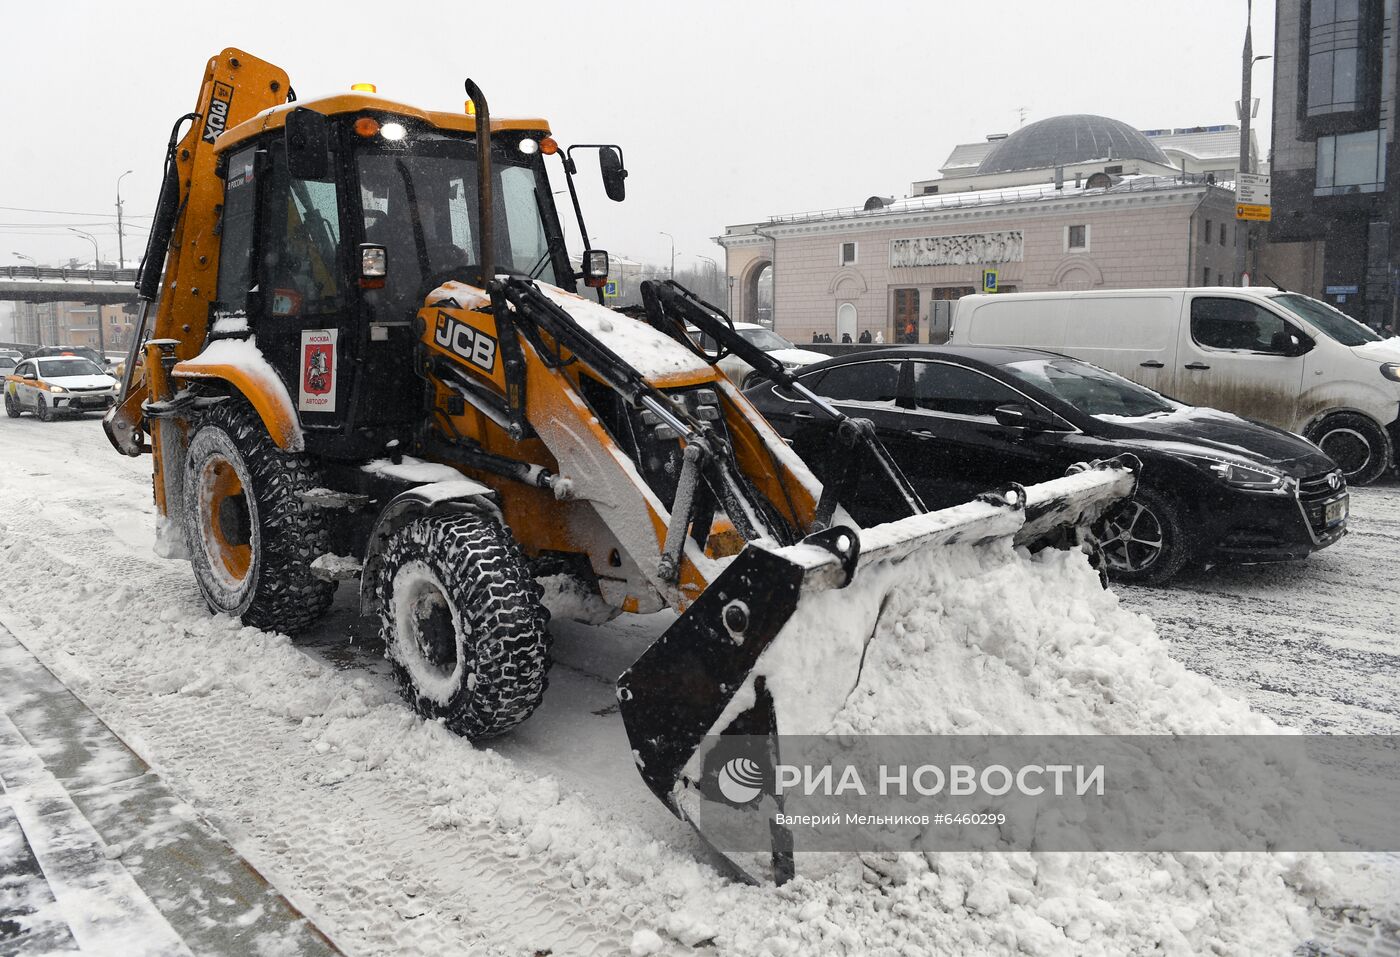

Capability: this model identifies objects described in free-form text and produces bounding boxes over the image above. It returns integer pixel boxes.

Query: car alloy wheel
[1102,502,1165,573]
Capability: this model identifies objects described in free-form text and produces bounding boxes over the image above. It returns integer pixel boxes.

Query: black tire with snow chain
[375,512,552,738]
[182,398,335,633]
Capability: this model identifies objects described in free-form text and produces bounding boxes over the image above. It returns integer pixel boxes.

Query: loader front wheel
[376,513,551,738]
[182,400,335,633]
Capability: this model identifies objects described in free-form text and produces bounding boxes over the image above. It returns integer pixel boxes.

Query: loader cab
[211,97,573,459]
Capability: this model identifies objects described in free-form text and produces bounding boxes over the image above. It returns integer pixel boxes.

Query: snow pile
[732,540,1333,954]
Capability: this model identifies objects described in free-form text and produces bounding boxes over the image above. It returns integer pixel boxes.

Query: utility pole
[1235,1,1270,285]
[659,231,675,280]
[116,169,133,270]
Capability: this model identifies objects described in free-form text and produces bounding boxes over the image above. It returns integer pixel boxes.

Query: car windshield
[1002,357,1178,418]
[357,131,560,320]
[1269,293,1383,346]
[37,357,105,378]
[0,357,15,370]
[738,328,794,351]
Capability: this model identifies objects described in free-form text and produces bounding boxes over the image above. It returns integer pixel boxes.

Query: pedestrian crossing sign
[603,280,619,298]
[982,269,999,293]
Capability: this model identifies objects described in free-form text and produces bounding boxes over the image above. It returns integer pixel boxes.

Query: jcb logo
[434,311,497,373]
[202,82,234,144]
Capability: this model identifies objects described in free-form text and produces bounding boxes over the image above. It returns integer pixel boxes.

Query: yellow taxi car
[5,354,119,421]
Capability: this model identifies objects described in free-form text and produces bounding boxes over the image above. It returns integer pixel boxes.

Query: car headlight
[781,361,801,371]
[1381,362,1400,382]
[48,385,66,394]
[1186,455,1286,490]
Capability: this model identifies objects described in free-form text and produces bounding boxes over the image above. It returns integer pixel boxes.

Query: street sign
[603,280,619,298]
[1325,284,1359,295]
[982,269,999,293]
[1235,172,1271,221]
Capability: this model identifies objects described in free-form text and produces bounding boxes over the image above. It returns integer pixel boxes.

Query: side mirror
[1288,333,1314,357]
[285,108,330,179]
[599,146,627,202]
[580,249,609,288]
[22,372,36,381]
[993,402,1055,432]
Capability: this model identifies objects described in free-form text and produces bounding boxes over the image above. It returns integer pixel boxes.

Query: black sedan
[746,346,1349,584]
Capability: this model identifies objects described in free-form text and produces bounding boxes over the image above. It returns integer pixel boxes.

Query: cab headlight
[1381,362,1400,382]
[48,385,66,394]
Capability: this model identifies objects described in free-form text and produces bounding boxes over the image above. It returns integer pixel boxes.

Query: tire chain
[376,513,553,739]
[186,400,335,634]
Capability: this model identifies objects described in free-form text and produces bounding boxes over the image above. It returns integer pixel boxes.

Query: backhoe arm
[105,49,291,461]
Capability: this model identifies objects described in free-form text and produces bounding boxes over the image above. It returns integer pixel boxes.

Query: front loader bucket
[616,458,1137,881]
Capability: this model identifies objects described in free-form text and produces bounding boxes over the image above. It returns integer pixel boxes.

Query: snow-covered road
[1118,480,1400,734]
[1,413,1397,956]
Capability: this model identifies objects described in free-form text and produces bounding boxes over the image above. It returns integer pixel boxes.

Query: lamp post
[695,254,719,301]
[12,252,36,267]
[67,228,106,357]
[659,231,675,280]
[116,169,133,270]
[1235,0,1272,285]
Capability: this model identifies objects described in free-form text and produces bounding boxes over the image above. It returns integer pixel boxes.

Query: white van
[951,287,1400,483]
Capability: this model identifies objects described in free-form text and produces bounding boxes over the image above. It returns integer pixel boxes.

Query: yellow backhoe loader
[106,49,1136,882]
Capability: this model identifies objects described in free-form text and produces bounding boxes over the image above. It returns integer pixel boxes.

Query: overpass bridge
[0,266,140,305]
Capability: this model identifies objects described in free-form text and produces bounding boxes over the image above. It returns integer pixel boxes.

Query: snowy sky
[0,0,1273,273]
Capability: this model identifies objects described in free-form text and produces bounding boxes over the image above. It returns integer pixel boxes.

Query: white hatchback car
[692,322,826,388]
[5,355,119,420]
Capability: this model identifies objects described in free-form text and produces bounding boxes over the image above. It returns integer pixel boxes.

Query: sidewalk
[0,618,339,956]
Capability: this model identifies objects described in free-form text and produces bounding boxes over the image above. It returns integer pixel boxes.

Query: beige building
[14,300,136,352]
[718,115,1245,343]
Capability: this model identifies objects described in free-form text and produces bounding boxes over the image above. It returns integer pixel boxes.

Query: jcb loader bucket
[616,459,1137,883]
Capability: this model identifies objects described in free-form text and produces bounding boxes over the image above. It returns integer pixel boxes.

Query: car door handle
[1139,360,1165,368]
[792,410,816,420]
[911,429,938,440]
[1183,362,1211,370]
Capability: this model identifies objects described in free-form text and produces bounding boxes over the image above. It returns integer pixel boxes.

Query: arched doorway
[836,303,857,342]
[741,259,773,327]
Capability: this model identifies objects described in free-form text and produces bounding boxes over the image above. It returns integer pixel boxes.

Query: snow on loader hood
[431,279,712,380]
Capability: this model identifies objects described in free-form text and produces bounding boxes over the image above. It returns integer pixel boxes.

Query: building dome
[977,114,1170,174]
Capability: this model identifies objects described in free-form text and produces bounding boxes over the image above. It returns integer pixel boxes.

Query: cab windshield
[1270,293,1383,346]
[357,131,564,320]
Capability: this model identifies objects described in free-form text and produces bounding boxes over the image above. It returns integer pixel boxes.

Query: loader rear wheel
[1099,488,1190,586]
[376,513,551,738]
[182,400,335,633]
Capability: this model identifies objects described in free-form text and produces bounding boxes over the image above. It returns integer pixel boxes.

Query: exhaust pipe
[463,79,493,287]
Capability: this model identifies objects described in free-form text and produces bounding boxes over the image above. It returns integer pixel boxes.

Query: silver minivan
[952,287,1400,484]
